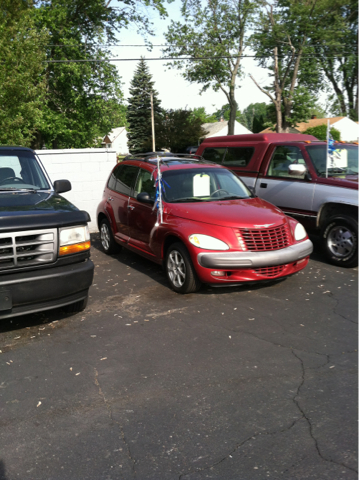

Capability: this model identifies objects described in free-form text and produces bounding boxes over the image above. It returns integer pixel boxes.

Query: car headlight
[294,223,307,241]
[59,225,91,256]
[189,234,229,250]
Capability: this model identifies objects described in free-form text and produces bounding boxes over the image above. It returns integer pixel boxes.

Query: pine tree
[127,58,163,153]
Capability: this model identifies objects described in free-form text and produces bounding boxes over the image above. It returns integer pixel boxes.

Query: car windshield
[161,167,252,203]
[306,145,358,176]
[0,150,50,191]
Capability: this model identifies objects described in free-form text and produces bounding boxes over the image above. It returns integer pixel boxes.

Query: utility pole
[151,92,155,152]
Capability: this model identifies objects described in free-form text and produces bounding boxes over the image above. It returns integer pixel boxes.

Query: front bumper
[0,259,94,319]
[197,239,313,269]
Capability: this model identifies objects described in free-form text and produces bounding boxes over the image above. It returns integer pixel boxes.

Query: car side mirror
[54,179,72,193]
[137,192,154,204]
[288,164,307,176]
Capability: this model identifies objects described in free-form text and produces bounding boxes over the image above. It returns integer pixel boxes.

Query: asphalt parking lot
[0,235,357,480]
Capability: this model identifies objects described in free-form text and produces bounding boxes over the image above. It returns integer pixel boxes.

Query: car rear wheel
[165,243,202,294]
[321,215,358,268]
[100,218,121,255]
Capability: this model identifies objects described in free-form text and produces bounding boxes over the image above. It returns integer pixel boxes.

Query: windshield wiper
[219,195,248,200]
[174,197,206,203]
[0,187,39,192]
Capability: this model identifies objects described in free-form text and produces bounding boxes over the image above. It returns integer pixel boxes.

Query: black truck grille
[0,229,57,271]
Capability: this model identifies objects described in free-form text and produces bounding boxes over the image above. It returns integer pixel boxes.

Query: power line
[45,53,358,63]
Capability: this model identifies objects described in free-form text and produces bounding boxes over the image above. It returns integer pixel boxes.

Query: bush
[302,124,341,141]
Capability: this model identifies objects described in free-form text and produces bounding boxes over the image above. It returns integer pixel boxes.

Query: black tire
[321,215,358,268]
[165,242,202,294]
[100,218,121,255]
[63,296,88,314]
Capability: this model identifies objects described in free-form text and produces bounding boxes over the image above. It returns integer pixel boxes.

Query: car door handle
[260,183,267,188]
[127,205,135,210]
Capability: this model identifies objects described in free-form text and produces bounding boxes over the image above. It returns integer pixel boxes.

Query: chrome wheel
[100,222,111,251]
[327,225,355,258]
[167,249,186,288]
[99,218,121,255]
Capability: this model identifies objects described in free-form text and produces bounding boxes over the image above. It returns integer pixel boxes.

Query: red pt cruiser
[96,154,313,293]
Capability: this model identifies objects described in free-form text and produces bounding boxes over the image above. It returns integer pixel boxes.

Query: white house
[261,116,359,142]
[295,116,359,142]
[201,120,252,139]
[102,127,129,155]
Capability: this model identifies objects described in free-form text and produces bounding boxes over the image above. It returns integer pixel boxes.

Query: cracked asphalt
[0,234,357,480]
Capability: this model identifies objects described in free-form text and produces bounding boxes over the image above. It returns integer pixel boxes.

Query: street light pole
[151,92,155,152]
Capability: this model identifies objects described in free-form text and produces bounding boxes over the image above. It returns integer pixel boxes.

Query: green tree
[189,107,217,124]
[212,104,247,125]
[155,109,208,153]
[163,0,257,136]
[311,0,358,120]
[32,0,146,148]
[127,58,163,153]
[250,0,347,132]
[302,124,341,140]
[242,102,269,131]
[0,0,48,147]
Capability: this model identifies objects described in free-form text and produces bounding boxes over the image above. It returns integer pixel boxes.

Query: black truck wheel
[321,215,358,268]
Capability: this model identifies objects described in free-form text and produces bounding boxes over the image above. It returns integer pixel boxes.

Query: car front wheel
[100,218,121,255]
[165,243,202,294]
[321,215,358,268]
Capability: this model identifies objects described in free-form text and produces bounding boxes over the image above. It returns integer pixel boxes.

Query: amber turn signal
[59,241,91,256]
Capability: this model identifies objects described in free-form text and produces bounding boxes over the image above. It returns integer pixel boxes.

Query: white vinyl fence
[36,148,117,232]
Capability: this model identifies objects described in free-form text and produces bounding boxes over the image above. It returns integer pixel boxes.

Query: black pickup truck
[0,146,94,319]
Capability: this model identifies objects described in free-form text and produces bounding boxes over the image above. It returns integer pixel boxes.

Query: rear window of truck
[201,147,255,167]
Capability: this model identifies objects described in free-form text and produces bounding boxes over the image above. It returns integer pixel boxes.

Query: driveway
[0,235,357,480]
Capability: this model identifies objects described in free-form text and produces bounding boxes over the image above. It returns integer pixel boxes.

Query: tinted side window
[222,147,254,167]
[201,148,226,164]
[108,164,139,195]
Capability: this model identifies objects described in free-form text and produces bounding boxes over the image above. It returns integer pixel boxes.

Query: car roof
[0,146,34,152]
[122,153,218,170]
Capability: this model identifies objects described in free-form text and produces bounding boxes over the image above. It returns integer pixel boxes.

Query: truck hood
[316,175,358,189]
[0,191,90,231]
[166,196,287,228]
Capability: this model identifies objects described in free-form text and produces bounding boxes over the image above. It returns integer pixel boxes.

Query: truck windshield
[162,168,252,203]
[0,150,50,190]
[306,145,358,177]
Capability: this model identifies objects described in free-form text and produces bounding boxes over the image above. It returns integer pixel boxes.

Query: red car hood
[166,197,287,228]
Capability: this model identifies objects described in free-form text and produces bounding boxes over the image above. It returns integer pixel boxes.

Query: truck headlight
[294,223,307,241]
[59,226,91,256]
[189,234,229,250]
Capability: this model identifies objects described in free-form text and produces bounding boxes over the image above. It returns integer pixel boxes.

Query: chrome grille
[0,228,57,271]
[237,224,290,251]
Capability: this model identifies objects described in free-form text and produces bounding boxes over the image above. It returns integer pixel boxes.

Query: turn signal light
[59,241,91,256]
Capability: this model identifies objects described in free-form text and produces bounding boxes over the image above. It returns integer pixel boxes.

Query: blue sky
[110,0,271,114]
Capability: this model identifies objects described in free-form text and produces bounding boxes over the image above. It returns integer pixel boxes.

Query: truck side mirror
[288,164,307,176]
[54,179,72,194]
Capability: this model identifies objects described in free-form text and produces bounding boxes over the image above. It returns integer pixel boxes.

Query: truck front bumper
[0,259,94,319]
[197,239,313,269]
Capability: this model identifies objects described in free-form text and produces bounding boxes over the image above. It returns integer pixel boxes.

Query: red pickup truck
[196,133,358,267]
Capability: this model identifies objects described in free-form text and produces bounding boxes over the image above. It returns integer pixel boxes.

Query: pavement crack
[94,368,137,479]
[178,420,303,479]
[291,351,358,475]
[327,292,358,324]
